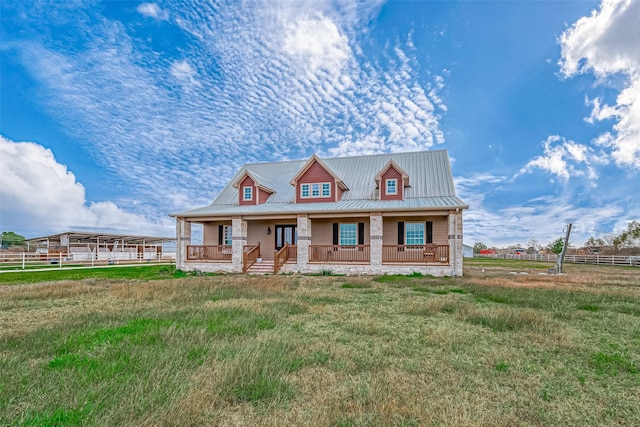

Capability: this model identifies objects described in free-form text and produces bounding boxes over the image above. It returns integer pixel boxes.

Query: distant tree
[613,220,640,249]
[473,242,487,254]
[584,236,605,247]
[547,237,564,255]
[526,237,541,251]
[1,231,26,248]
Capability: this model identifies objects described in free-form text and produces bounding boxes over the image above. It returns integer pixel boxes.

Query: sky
[1,0,639,248]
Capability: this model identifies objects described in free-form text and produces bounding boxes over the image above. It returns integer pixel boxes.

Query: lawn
[1,261,638,426]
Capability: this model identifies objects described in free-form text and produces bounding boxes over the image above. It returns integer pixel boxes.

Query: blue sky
[1,0,639,248]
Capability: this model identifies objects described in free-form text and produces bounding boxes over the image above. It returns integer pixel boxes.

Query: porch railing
[309,245,370,263]
[273,244,298,274]
[186,245,232,261]
[243,243,261,273]
[382,244,449,264]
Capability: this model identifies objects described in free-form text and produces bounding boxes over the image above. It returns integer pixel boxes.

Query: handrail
[243,243,261,273]
[382,244,449,264]
[186,245,232,261]
[273,243,289,274]
[309,245,370,263]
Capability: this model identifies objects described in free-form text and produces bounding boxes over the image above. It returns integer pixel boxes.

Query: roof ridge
[242,149,445,167]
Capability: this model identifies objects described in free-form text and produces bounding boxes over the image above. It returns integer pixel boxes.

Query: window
[300,182,331,198]
[243,186,253,201]
[339,223,357,246]
[406,222,424,245]
[223,226,232,245]
[386,178,397,195]
[301,184,310,198]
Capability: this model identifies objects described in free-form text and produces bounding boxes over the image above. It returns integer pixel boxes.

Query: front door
[275,225,297,250]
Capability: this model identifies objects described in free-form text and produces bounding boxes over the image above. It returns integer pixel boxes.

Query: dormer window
[301,182,331,199]
[243,186,253,201]
[386,179,397,195]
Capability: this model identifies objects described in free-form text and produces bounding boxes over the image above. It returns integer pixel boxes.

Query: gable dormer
[290,154,348,203]
[233,170,275,206]
[375,160,409,201]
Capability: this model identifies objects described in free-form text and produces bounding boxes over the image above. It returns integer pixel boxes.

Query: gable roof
[172,150,468,217]
[289,154,349,190]
[232,169,276,194]
[375,159,410,187]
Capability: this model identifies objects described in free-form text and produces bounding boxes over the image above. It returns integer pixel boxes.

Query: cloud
[4,0,447,225]
[0,136,172,237]
[137,3,169,21]
[559,0,640,168]
[518,135,599,182]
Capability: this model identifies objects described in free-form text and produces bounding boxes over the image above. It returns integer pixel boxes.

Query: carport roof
[26,231,174,245]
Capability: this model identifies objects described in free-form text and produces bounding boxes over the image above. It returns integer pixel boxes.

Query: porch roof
[173,196,467,219]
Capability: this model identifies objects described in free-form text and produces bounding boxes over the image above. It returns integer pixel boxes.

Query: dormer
[375,160,409,201]
[290,154,348,203]
[233,170,275,206]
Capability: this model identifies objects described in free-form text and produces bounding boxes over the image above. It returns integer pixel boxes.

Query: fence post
[59,252,62,268]
[22,252,26,270]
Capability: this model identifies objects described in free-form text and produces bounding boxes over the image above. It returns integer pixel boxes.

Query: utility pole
[557,223,572,274]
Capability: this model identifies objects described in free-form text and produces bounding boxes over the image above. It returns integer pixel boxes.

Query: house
[463,244,474,258]
[170,150,468,276]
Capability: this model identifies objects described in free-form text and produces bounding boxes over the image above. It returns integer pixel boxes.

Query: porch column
[232,216,247,272]
[370,212,383,268]
[297,214,311,270]
[176,218,191,269]
[448,210,464,276]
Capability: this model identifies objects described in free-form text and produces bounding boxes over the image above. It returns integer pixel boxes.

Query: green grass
[0,265,179,284]
[1,265,639,426]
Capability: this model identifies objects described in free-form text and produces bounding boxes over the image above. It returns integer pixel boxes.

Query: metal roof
[173,150,468,218]
[26,231,174,245]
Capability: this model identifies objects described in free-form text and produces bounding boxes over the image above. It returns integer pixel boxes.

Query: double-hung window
[311,183,320,197]
[405,222,425,246]
[386,179,397,195]
[339,223,357,246]
[322,183,331,197]
[243,186,253,201]
[301,182,331,198]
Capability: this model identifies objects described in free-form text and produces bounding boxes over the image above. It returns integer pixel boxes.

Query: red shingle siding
[239,176,255,206]
[380,167,403,200]
[296,161,336,203]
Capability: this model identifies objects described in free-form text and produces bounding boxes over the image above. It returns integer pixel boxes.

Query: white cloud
[170,60,201,87]
[137,3,168,21]
[518,135,599,182]
[0,136,172,237]
[559,0,640,168]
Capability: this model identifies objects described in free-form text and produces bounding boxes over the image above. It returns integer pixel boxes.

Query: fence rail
[475,253,640,267]
[0,252,174,272]
[186,245,232,261]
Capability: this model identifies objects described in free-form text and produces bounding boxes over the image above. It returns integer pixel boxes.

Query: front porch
[176,211,463,276]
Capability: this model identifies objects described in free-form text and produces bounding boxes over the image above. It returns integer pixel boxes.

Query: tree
[547,237,564,255]
[1,231,26,248]
[613,220,640,249]
[584,236,605,247]
[473,242,487,254]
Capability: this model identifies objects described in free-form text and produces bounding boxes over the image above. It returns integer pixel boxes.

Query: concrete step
[247,262,275,274]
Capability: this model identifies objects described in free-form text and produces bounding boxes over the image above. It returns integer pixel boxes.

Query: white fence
[0,252,176,272]
[476,253,640,267]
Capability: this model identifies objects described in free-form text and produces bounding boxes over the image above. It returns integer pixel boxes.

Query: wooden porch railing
[309,245,370,263]
[382,244,449,264]
[273,244,298,274]
[243,243,261,273]
[186,245,232,261]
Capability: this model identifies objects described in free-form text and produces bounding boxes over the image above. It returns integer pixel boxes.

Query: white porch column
[370,212,383,268]
[232,216,247,272]
[448,210,464,276]
[297,214,311,270]
[176,218,191,269]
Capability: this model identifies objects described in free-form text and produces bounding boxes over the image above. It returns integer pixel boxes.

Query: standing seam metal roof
[174,150,467,217]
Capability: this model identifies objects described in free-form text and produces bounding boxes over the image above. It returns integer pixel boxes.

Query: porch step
[247,261,275,274]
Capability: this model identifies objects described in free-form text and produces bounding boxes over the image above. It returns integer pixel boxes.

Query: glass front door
[275,225,297,250]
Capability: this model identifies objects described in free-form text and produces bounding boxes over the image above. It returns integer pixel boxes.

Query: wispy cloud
[4,0,447,219]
